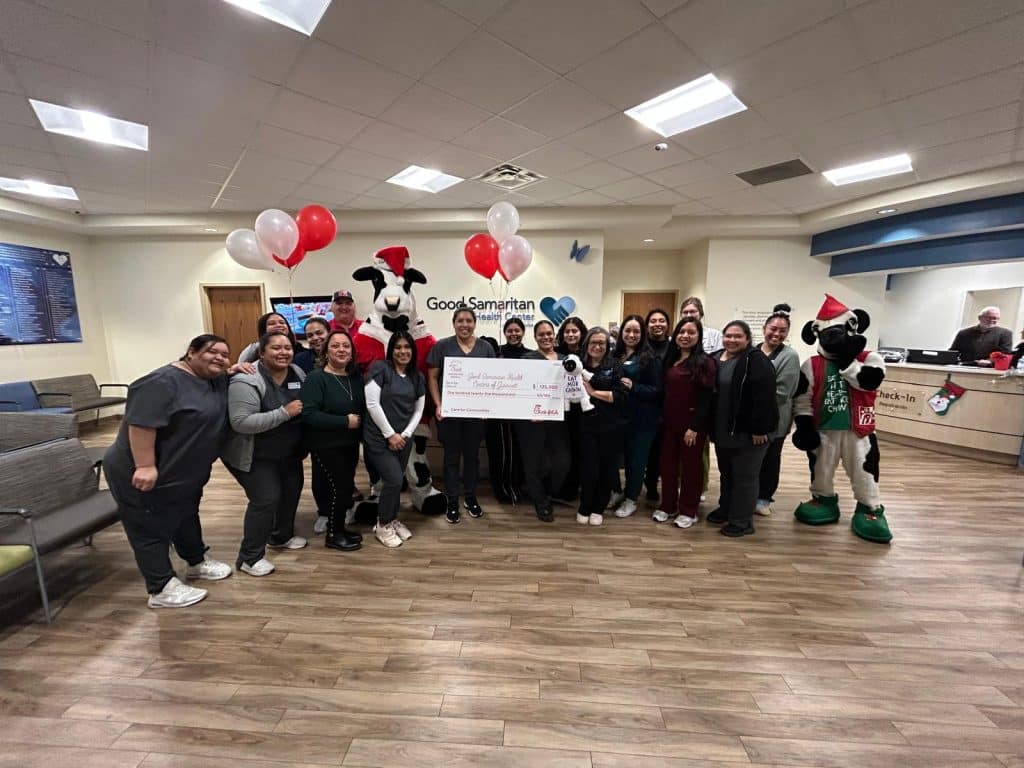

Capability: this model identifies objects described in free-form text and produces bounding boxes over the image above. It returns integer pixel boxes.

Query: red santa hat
[374,245,409,277]
[816,293,850,321]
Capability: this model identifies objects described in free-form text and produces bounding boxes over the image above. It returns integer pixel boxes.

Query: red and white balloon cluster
[464,202,532,284]
[225,205,337,272]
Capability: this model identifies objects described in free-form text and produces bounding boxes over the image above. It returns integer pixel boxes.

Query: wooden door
[206,286,264,361]
[621,290,678,325]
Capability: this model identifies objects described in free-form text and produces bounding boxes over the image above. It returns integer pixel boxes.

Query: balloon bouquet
[224,204,338,286]
[464,202,533,322]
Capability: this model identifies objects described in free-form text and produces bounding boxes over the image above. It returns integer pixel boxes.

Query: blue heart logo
[540,296,577,325]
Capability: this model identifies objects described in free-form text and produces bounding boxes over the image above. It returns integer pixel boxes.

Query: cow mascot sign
[791,294,892,543]
[352,245,446,516]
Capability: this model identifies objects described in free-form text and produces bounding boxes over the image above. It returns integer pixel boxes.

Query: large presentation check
[440,357,565,421]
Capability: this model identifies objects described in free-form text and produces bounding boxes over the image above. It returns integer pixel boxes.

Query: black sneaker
[706,507,727,525]
[464,495,484,518]
[446,498,461,524]
[536,506,554,523]
[720,522,755,537]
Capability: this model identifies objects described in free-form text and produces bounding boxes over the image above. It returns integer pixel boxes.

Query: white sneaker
[344,508,356,526]
[268,536,307,550]
[239,558,275,576]
[606,491,625,510]
[614,499,637,518]
[674,515,695,529]
[652,509,670,523]
[589,513,603,526]
[700,494,707,502]
[313,516,328,535]
[184,557,232,581]
[393,520,413,541]
[374,522,403,548]
[576,513,589,525]
[754,500,772,516]
[148,577,207,609]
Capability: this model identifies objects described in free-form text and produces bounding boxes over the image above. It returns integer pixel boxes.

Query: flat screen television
[269,295,333,339]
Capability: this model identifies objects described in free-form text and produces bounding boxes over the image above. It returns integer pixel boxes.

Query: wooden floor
[2,421,1024,768]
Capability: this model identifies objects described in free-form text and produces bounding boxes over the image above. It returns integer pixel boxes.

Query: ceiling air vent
[476,163,546,191]
[736,158,814,186]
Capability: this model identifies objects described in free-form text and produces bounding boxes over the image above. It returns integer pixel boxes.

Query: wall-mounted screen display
[0,241,82,345]
[270,295,333,339]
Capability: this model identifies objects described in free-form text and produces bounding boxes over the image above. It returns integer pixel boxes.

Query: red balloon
[295,204,337,252]
[464,233,499,280]
[274,243,306,269]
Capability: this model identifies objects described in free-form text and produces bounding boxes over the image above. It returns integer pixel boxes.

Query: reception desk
[876,363,1024,466]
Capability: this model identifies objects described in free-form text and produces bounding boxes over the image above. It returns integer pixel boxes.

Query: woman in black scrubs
[103,334,243,608]
[554,316,588,503]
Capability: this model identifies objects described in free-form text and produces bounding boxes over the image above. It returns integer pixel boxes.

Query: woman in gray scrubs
[103,334,245,609]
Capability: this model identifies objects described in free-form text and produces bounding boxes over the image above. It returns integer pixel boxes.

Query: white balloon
[498,235,533,282]
[225,228,273,271]
[486,201,519,244]
[254,208,299,261]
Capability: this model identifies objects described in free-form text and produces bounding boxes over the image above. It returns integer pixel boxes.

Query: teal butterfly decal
[569,239,590,263]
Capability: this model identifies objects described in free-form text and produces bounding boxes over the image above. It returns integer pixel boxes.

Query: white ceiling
[0,0,1023,245]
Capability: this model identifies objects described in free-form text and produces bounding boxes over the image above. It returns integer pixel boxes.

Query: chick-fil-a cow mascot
[352,245,446,515]
[792,294,891,543]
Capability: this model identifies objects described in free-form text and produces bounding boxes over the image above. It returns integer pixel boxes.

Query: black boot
[325,510,362,551]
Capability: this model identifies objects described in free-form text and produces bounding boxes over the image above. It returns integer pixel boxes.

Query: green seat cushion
[0,545,34,574]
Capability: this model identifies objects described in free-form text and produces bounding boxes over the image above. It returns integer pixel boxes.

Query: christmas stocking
[928,380,966,416]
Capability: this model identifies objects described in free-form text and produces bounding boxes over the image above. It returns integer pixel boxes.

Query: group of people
[103,291,803,609]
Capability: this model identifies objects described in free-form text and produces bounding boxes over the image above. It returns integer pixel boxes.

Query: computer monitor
[269,295,333,339]
[905,349,960,365]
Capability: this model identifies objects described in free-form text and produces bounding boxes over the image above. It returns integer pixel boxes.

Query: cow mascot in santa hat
[352,245,446,516]
[791,294,892,543]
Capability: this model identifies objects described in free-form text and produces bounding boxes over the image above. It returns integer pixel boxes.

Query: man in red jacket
[328,290,363,336]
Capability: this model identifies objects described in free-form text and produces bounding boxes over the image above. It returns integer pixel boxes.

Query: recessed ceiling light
[624,74,747,138]
[0,176,78,200]
[876,207,898,215]
[823,153,913,186]
[29,99,149,151]
[222,0,331,35]
[386,165,463,193]
[643,238,655,243]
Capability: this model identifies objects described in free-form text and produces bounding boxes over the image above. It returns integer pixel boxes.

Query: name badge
[287,382,301,390]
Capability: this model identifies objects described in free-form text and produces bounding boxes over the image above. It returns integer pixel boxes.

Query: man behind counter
[949,306,1012,366]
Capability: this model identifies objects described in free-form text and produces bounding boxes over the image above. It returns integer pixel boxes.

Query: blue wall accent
[812,192,1024,257]
[829,228,1024,277]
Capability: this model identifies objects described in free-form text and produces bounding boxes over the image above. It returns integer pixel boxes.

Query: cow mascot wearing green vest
[791,294,892,543]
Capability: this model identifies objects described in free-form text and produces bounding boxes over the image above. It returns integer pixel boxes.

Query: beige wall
[0,219,111,384]
[704,237,887,357]
[92,231,604,383]
[600,241,708,328]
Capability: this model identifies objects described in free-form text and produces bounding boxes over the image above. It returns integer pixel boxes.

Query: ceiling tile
[756,173,845,209]
[0,146,65,173]
[914,149,1015,183]
[420,144,500,179]
[437,0,512,25]
[608,143,694,175]
[567,24,708,111]
[264,90,373,147]
[800,131,908,170]
[594,176,666,201]
[0,92,36,127]
[286,41,414,118]
[30,0,152,40]
[791,106,897,161]
[0,160,68,185]
[645,158,724,188]
[705,135,803,175]
[673,173,749,199]
[672,109,777,157]
[0,53,21,93]
[501,79,616,138]
[883,66,1024,131]
[76,188,150,214]
[379,83,492,142]
[562,113,661,158]
[565,161,633,188]
[0,0,151,87]
[288,183,359,208]
[756,69,888,131]
[485,0,652,74]
[452,117,549,159]
[662,0,844,68]
[345,195,407,209]
[628,188,690,205]
[906,104,1020,153]
[230,150,317,186]
[555,190,618,206]
[325,148,408,181]
[518,178,586,202]
[640,0,688,16]
[315,0,474,79]
[248,124,340,166]
[512,142,595,176]
[703,187,789,214]
[305,167,380,195]
[672,200,722,215]
[153,0,305,84]
[349,121,444,164]
[0,122,53,154]
[913,130,1018,169]
[364,181,430,204]
[422,31,558,114]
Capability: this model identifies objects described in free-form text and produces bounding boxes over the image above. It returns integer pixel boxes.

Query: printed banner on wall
[0,241,82,344]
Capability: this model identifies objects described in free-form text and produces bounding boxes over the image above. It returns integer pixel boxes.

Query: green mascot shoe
[794,494,840,525]
[851,503,892,543]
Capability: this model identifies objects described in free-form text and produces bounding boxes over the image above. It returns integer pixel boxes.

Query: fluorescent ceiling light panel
[29,99,148,151]
[624,74,747,137]
[0,177,78,200]
[222,0,331,35]
[386,165,463,193]
[823,153,913,186]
